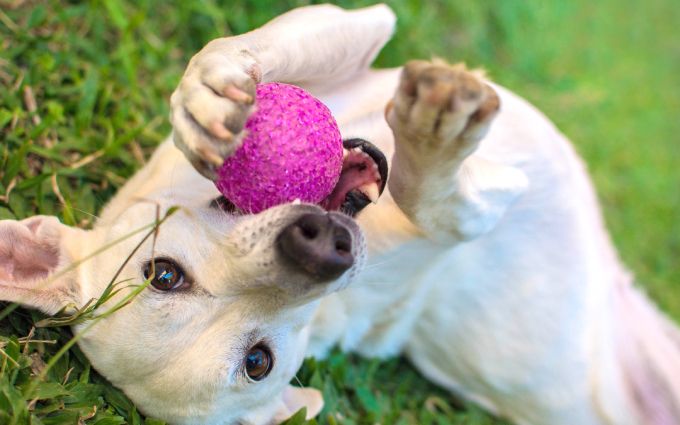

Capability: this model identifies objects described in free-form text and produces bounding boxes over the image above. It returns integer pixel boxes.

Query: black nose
[277,213,354,280]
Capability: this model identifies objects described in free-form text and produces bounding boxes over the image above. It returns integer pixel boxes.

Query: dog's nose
[277,213,354,280]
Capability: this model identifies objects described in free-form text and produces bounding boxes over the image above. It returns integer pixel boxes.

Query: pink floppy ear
[0,216,85,314]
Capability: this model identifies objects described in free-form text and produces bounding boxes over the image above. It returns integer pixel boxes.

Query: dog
[2,4,679,425]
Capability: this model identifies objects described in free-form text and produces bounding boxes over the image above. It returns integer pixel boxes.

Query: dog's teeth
[343,149,350,159]
[359,182,380,204]
[352,147,362,154]
[372,162,379,170]
[292,198,301,205]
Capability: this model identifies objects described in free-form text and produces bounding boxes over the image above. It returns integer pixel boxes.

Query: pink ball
[215,83,343,213]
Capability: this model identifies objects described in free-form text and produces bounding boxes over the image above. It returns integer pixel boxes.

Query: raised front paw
[170,42,261,179]
[386,59,500,164]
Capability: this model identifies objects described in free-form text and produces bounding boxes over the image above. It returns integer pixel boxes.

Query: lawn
[1,0,678,424]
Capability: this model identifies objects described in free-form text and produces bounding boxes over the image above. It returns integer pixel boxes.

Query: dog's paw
[386,59,499,163]
[170,43,261,179]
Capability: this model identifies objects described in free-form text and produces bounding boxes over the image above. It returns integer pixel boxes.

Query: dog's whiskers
[360,258,402,271]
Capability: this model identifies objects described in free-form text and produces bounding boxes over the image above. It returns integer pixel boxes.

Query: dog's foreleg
[386,60,528,244]
[170,4,396,179]
[233,4,395,86]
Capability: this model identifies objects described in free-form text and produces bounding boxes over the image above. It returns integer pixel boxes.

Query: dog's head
[0,140,387,424]
[0,204,354,423]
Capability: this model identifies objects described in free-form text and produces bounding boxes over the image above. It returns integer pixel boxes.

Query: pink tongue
[321,149,381,211]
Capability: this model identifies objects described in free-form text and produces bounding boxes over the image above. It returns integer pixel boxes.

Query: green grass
[1,0,678,423]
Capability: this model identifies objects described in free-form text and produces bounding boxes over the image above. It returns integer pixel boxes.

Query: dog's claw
[209,121,235,140]
[223,84,254,104]
[196,145,225,167]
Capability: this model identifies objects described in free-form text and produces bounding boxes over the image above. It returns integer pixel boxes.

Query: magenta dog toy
[215,82,343,213]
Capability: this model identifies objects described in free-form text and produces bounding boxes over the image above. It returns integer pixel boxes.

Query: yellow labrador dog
[2,4,679,425]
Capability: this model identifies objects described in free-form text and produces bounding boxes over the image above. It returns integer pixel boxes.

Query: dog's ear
[0,216,86,314]
[272,386,324,422]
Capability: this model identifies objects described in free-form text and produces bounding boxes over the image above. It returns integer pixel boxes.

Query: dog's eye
[244,344,273,381]
[143,259,186,291]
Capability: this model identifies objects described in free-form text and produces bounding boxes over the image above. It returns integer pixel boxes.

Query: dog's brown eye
[245,345,273,381]
[144,259,185,291]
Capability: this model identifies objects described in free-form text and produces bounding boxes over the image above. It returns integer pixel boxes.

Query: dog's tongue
[320,140,387,216]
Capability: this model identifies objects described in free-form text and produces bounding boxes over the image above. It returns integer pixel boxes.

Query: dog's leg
[171,4,396,179]
[386,60,529,244]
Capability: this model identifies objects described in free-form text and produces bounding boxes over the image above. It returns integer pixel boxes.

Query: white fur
[1,4,679,425]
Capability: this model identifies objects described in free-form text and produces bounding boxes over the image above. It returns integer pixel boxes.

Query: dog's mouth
[320,138,388,217]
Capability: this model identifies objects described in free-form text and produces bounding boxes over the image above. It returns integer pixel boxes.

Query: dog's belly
[402,224,605,425]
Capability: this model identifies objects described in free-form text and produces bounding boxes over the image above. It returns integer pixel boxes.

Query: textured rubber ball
[214,82,343,213]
